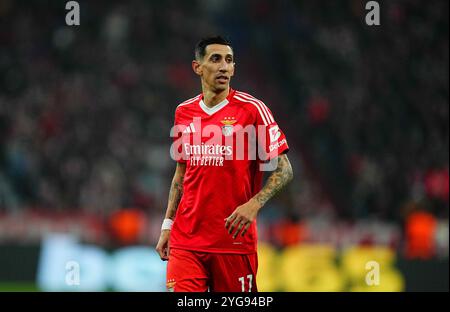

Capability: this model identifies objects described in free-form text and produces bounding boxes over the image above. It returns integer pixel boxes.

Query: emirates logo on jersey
[171,116,288,170]
[221,117,236,137]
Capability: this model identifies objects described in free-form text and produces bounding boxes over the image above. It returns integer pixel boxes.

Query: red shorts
[166,248,258,292]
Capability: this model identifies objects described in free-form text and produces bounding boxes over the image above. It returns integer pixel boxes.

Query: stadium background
[0,0,448,291]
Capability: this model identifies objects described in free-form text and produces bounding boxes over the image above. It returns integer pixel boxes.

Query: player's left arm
[225,153,293,238]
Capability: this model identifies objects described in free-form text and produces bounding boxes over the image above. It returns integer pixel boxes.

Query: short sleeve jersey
[170,88,289,254]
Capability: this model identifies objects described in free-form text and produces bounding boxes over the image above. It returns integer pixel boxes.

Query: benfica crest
[221,117,237,136]
[166,279,176,292]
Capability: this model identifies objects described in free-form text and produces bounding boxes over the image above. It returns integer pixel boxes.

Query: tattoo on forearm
[254,155,293,207]
[166,175,184,219]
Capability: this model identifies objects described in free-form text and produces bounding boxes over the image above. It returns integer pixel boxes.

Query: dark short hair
[195,36,233,61]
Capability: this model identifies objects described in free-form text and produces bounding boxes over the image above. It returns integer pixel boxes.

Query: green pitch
[0,282,40,292]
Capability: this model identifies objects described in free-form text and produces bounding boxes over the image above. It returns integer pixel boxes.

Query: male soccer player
[156,36,293,292]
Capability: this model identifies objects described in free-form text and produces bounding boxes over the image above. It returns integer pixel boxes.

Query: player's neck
[202,88,229,108]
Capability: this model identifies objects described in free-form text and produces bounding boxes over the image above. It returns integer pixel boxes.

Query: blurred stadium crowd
[0,1,448,257]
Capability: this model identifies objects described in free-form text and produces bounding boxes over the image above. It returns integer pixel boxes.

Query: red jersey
[169,88,289,254]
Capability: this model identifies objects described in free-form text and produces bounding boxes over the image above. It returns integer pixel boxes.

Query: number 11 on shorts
[238,274,253,292]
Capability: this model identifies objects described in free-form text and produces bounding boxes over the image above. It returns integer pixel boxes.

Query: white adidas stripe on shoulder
[236,91,274,123]
[235,91,274,124]
[177,94,201,108]
[234,94,270,125]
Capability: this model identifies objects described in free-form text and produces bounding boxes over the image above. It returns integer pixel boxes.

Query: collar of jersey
[199,98,229,116]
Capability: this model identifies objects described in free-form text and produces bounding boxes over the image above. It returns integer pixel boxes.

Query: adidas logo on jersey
[182,122,196,133]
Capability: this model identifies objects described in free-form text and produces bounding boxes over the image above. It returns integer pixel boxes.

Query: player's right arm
[155,162,186,261]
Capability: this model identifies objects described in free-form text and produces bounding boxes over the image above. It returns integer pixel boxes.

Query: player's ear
[192,60,202,76]
[230,62,235,77]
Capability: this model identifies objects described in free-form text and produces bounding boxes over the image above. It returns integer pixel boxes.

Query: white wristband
[161,218,174,231]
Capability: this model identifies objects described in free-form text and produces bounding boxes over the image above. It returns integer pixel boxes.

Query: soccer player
[156,36,293,292]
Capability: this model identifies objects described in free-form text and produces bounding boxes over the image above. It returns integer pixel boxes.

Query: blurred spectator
[404,209,437,259]
[108,208,146,245]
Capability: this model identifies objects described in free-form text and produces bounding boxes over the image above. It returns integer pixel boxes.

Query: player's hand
[225,198,262,239]
[155,230,171,261]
